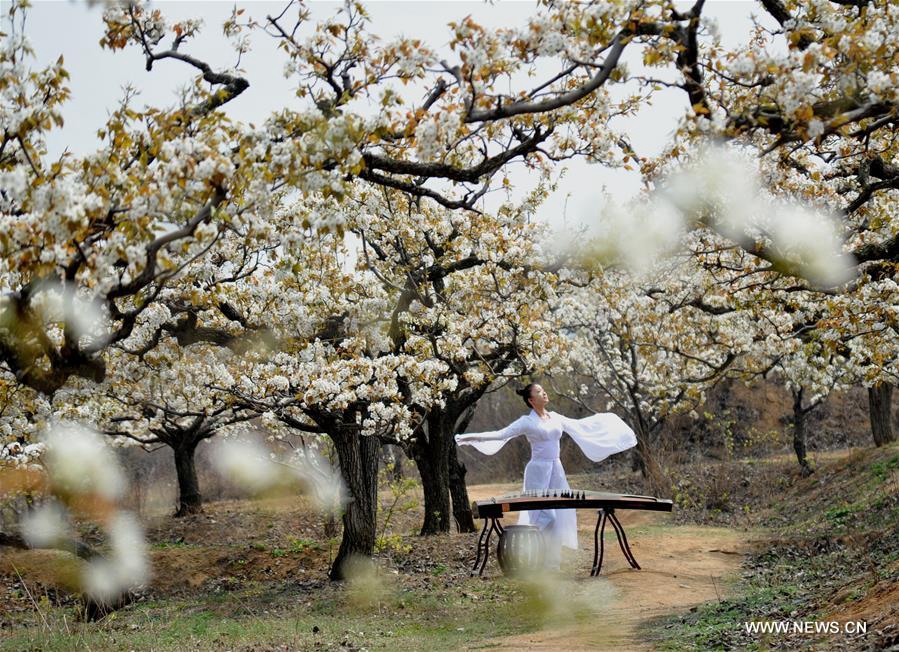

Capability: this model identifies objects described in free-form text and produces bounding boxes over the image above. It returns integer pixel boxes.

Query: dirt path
[464,484,753,651]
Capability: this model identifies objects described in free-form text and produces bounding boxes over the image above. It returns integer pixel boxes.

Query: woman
[455,383,637,569]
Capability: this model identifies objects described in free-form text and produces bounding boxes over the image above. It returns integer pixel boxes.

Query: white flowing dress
[455,410,637,556]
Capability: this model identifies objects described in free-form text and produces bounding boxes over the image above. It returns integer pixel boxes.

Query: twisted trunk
[448,442,476,533]
[330,428,379,580]
[448,406,477,533]
[0,532,97,560]
[629,412,670,494]
[869,383,895,447]
[412,413,452,534]
[0,529,129,621]
[173,440,202,517]
[634,434,669,492]
[792,388,814,476]
[382,444,405,481]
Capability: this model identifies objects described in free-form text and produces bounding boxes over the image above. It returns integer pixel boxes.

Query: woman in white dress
[454,383,637,569]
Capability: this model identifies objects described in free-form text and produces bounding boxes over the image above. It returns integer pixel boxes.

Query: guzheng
[469,489,673,577]
[472,490,673,519]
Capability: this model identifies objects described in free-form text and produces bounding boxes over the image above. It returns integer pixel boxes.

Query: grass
[5,446,896,651]
[869,453,899,482]
[650,443,899,651]
[271,538,324,557]
[150,540,191,550]
[0,579,543,651]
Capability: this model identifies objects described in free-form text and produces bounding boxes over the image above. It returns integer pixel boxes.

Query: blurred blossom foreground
[591,146,856,288]
[24,424,149,604]
[10,427,347,608]
[210,436,346,513]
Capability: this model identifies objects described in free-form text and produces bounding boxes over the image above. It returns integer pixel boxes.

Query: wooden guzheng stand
[471,490,674,576]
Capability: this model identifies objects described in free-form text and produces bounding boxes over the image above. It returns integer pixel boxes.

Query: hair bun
[516,383,537,408]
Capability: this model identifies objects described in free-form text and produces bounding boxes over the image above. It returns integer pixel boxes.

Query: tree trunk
[633,434,670,493]
[630,449,643,473]
[869,383,895,447]
[412,414,452,535]
[0,531,130,621]
[382,444,404,481]
[0,531,98,560]
[447,404,477,533]
[628,412,669,493]
[173,442,202,517]
[792,389,813,476]
[627,408,667,489]
[448,442,476,533]
[330,429,379,581]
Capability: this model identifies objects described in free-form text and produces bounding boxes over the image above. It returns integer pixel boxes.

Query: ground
[1,444,896,650]
[0,489,747,650]
[658,444,899,651]
[459,483,753,650]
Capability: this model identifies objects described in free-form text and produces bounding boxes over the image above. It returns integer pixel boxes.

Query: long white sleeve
[557,412,637,462]
[454,415,528,456]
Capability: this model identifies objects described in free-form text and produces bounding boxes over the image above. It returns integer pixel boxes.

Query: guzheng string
[495,489,664,502]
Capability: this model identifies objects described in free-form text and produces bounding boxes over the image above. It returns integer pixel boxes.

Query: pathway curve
[464,484,753,650]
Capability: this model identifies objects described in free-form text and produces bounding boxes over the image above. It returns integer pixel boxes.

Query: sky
[20,0,768,236]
